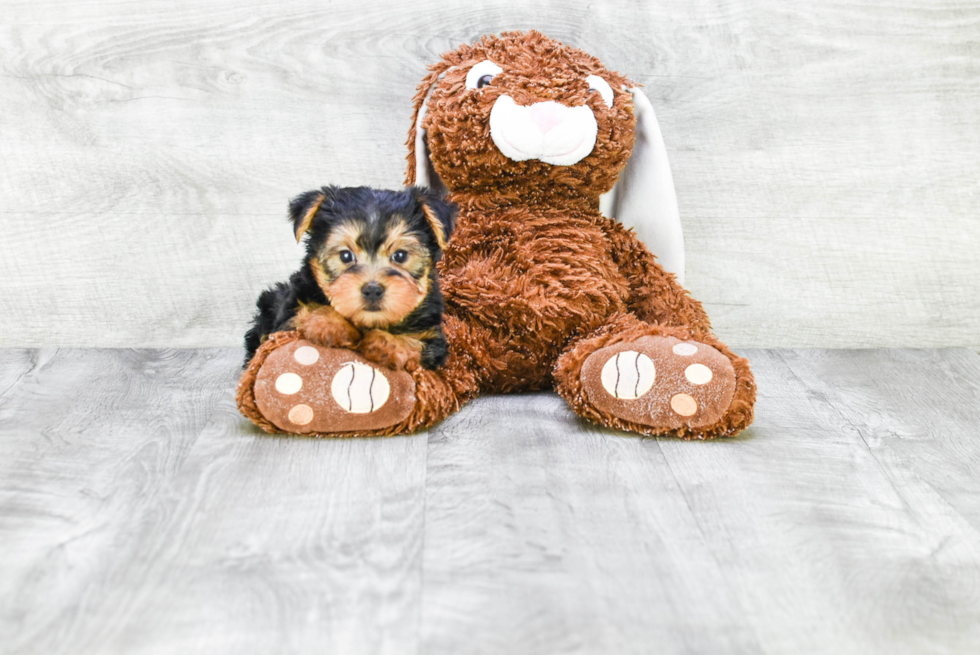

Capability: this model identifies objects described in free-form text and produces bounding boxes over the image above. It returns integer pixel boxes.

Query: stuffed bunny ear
[599,88,685,284]
[406,68,450,194]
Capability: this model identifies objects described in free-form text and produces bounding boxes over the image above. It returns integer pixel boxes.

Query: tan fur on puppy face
[310,219,432,328]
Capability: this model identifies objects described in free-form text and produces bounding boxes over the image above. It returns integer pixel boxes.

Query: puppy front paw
[291,304,361,349]
[357,330,423,371]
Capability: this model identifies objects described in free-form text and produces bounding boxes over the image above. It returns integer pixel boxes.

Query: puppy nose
[361,281,385,302]
[528,101,566,133]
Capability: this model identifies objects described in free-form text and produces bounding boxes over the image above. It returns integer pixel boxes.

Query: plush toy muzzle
[489,96,599,166]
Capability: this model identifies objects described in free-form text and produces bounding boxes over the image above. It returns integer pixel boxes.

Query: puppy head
[291,186,456,329]
[405,30,636,200]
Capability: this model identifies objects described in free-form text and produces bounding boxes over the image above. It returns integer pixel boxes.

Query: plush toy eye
[391,250,409,264]
[586,75,614,108]
[466,60,503,90]
[339,249,355,264]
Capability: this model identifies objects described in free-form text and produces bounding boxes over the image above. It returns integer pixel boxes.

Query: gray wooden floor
[2,348,980,654]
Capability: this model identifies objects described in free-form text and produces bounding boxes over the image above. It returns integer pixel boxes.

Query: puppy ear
[405,63,452,194]
[412,186,456,251]
[599,88,685,284]
[289,187,334,243]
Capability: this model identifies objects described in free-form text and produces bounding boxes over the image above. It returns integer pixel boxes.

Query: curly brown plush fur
[239,30,755,439]
[406,33,635,209]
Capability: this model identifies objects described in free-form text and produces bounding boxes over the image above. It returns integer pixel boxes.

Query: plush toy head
[406,30,685,280]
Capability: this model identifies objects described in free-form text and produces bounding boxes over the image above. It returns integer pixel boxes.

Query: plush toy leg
[553,313,755,439]
[237,317,483,437]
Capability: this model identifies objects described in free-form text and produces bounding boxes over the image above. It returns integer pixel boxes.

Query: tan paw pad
[288,404,314,425]
[670,393,698,416]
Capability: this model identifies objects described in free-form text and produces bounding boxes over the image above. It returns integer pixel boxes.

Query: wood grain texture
[420,348,980,654]
[0,348,428,654]
[659,349,980,654]
[3,347,980,653]
[0,0,977,348]
[420,394,763,655]
[0,348,231,652]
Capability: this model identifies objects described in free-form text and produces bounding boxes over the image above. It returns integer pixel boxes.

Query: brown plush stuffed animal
[238,30,755,439]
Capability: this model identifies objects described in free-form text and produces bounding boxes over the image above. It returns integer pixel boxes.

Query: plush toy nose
[361,281,385,303]
[528,101,566,133]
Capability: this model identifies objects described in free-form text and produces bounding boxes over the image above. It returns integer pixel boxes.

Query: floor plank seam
[654,439,767,650]
[776,350,974,527]
[0,349,49,405]
[415,422,437,653]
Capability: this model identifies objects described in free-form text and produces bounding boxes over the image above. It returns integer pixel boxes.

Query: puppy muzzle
[361,281,385,310]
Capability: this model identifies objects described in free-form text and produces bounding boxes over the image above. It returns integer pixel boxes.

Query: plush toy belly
[438,208,630,388]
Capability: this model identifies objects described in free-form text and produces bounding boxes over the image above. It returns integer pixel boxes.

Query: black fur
[243,185,456,368]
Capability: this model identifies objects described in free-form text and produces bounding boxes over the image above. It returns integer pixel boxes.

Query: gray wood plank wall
[1,0,977,348]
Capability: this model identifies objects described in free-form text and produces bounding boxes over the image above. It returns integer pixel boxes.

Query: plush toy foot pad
[252,339,415,436]
[581,336,736,430]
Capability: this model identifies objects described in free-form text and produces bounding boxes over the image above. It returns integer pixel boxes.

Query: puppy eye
[466,60,503,90]
[391,250,409,264]
[586,75,614,108]
[339,249,355,264]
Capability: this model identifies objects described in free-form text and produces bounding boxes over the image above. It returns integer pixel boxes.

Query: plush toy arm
[603,220,712,338]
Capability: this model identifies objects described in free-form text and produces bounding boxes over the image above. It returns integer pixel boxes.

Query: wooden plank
[3,347,980,652]
[0,0,978,348]
[0,349,37,401]
[0,348,231,651]
[419,397,763,654]
[654,349,980,654]
[66,384,428,654]
[419,349,980,654]
[0,348,429,654]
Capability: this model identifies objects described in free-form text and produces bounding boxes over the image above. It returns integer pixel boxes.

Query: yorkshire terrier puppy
[244,185,456,371]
